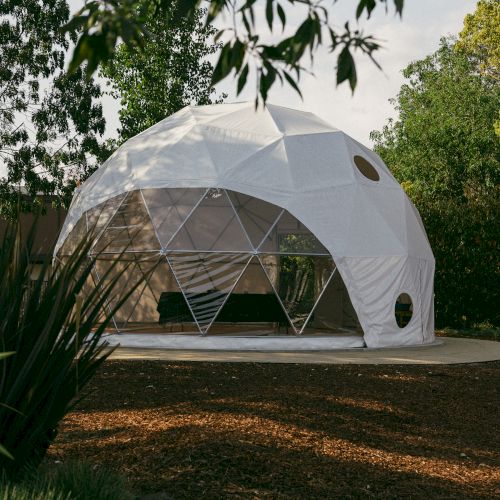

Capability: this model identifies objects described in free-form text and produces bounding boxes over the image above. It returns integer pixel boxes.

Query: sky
[90,0,476,146]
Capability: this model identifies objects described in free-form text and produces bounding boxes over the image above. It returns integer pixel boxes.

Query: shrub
[0,220,143,478]
[0,460,134,500]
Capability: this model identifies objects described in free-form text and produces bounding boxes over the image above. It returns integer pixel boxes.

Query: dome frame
[55,102,435,348]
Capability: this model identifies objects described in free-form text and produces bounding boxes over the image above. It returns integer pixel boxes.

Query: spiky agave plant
[0,218,146,477]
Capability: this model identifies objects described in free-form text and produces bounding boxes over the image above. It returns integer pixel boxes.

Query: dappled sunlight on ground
[50,361,500,498]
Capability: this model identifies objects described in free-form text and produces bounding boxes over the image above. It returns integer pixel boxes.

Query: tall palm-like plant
[0,219,144,477]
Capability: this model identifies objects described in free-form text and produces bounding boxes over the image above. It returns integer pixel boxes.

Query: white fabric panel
[283,133,355,190]
[267,104,337,135]
[344,135,399,185]
[205,105,281,135]
[339,255,432,347]
[54,102,435,348]
[200,125,277,176]
[403,195,434,259]
[222,139,295,194]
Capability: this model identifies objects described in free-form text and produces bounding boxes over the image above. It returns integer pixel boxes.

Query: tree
[67,0,404,104]
[0,0,108,218]
[371,38,500,327]
[457,0,500,137]
[102,6,224,142]
[457,0,499,80]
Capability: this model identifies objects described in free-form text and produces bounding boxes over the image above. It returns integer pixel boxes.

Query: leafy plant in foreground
[0,220,144,478]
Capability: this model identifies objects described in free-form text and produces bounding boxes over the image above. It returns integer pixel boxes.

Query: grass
[436,324,500,341]
[0,461,134,500]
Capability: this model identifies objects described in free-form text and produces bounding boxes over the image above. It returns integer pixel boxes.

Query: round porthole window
[395,293,413,328]
[354,155,380,181]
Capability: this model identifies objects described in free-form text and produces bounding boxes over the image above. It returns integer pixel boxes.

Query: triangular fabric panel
[208,256,292,334]
[222,139,295,192]
[141,187,206,248]
[93,190,161,254]
[343,185,407,256]
[167,189,253,252]
[266,104,337,135]
[168,252,251,333]
[204,105,282,136]
[301,266,362,335]
[227,190,283,250]
[200,126,278,176]
[258,210,329,254]
[259,254,335,333]
[283,133,354,190]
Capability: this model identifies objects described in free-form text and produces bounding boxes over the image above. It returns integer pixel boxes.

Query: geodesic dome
[55,102,435,348]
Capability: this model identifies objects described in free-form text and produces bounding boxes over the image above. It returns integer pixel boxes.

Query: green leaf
[0,352,15,361]
[266,0,274,30]
[61,15,88,34]
[0,443,13,460]
[211,42,232,84]
[337,46,357,91]
[237,64,249,95]
[277,4,286,32]
[283,70,302,98]
[356,0,377,20]
[394,0,404,17]
[230,39,246,72]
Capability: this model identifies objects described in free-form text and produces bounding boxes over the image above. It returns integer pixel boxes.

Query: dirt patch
[50,361,500,499]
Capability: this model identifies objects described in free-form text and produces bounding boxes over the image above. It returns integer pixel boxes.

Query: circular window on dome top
[354,155,380,182]
[395,293,413,328]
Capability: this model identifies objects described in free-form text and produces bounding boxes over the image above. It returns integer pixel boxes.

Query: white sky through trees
[76,0,476,145]
[0,1,477,179]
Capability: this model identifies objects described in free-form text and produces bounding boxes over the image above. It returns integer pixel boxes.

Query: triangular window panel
[208,256,292,335]
[85,192,127,240]
[89,264,112,325]
[92,253,148,330]
[143,255,197,332]
[258,210,329,255]
[92,253,168,331]
[93,190,160,254]
[58,217,87,256]
[260,254,335,333]
[141,188,206,248]
[168,252,251,333]
[301,265,362,335]
[167,189,252,251]
[227,190,283,250]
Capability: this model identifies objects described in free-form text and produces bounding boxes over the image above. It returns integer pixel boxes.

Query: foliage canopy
[0,0,108,218]
[457,0,500,80]
[67,0,404,104]
[371,38,499,327]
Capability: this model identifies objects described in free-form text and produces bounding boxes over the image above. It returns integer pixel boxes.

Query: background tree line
[371,0,499,328]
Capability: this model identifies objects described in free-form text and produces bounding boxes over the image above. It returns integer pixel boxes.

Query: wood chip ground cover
[49,361,500,499]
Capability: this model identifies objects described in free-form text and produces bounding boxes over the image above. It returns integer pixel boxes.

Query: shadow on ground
[50,361,500,499]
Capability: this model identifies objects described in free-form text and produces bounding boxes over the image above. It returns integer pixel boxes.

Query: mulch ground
[49,360,500,499]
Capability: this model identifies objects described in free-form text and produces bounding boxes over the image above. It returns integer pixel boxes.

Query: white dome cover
[56,102,435,347]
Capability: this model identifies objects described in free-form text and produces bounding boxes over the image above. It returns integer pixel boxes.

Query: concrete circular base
[107,337,500,365]
[105,333,366,351]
